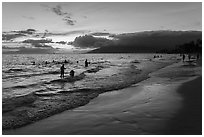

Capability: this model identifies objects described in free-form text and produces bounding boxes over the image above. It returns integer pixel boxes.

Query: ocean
[2,53,179,129]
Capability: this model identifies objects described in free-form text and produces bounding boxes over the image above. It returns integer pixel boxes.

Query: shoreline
[2,57,178,130]
[3,58,202,135]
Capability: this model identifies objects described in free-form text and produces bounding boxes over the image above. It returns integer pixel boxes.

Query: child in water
[70,70,75,78]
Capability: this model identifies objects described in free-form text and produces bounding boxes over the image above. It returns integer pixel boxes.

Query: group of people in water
[60,59,89,79]
[182,53,200,62]
[153,55,162,58]
[31,59,89,79]
[31,59,72,66]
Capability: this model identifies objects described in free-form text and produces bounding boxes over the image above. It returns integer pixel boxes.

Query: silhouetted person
[60,64,65,78]
[70,70,75,77]
[85,59,88,67]
[182,54,185,62]
[64,60,68,63]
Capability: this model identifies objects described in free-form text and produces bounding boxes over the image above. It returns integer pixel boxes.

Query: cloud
[32,43,53,48]
[50,5,76,25]
[2,33,26,41]
[47,30,89,36]
[72,35,113,48]
[89,31,202,53]
[52,5,68,16]
[40,4,77,25]
[63,16,76,25]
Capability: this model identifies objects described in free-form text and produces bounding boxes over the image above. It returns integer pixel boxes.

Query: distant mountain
[88,30,202,53]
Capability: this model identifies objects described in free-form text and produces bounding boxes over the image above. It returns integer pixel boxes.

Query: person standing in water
[182,54,185,62]
[60,64,66,78]
[85,59,88,67]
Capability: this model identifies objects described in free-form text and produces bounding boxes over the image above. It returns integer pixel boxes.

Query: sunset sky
[3,2,202,34]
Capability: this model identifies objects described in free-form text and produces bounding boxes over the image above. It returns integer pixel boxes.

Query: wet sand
[3,59,202,135]
[164,76,202,134]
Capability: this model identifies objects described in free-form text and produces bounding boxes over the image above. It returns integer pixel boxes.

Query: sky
[2,2,202,34]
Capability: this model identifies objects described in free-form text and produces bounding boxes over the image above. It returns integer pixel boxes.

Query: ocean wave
[3,83,40,90]
[58,88,96,93]
[4,68,25,73]
[3,70,60,79]
[50,73,86,83]
[4,72,86,91]
[91,60,111,64]
[34,92,59,97]
[85,66,105,73]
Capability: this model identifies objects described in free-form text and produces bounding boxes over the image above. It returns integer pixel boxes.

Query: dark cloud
[71,31,202,53]
[3,29,38,41]
[32,43,53,48]
[2,33,26,41]
[72,35,113,48]
[22,39,52,44]
[89,31,202,53]
[21,39,54,50]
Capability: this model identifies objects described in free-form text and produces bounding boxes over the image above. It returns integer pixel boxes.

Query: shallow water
[2,53,179,129]
[2,53,160,98]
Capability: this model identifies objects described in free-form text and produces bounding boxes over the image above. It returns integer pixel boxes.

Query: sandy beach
[3,58,202,135]
[2,54,177,130]
[2,2,202,135]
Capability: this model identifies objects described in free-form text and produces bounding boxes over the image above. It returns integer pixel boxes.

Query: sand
[164,76,202,134]
[3,59,202,135]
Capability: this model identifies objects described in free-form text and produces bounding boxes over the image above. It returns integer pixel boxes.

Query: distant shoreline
[2,52,179,55]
